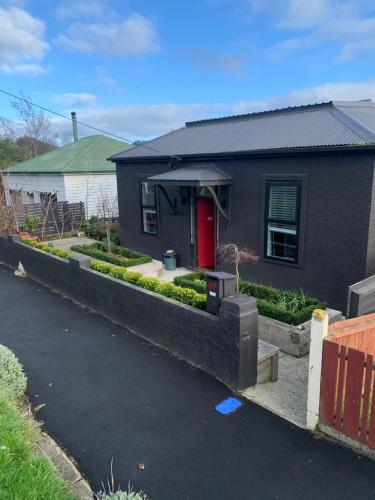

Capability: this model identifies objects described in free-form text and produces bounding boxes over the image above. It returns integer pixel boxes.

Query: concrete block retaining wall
[0,236,258,390]
[259,309,343,357]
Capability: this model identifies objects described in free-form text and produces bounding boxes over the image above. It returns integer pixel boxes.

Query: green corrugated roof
[6,135,131,174]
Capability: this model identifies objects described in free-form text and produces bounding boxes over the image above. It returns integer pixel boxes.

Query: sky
[0,0,375,142]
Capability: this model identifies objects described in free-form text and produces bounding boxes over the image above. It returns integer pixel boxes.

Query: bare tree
[0,117,17,140]
[217,243,259,292]
[0,171,16,235]
[11,92,53,158]
[40,192,57,239]
[97,187,118,253]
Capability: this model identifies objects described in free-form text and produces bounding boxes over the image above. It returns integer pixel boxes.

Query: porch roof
[146,165,232,186]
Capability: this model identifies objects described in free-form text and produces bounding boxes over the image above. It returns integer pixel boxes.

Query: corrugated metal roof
[6,135,131,174]
[147,165,232,186]
[111,100,375,161]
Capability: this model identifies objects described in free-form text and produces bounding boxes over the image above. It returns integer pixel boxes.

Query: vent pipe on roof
[71,111,78,142]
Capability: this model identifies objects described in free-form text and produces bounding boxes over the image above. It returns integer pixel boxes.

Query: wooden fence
[329,314,375,358]
[320,339,375,448]
[15,201,85,235]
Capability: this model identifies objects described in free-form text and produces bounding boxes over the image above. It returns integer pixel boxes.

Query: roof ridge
[185,101,333,127]
[331,105,375,142]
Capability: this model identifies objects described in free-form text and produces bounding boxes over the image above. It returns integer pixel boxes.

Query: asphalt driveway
[1,264,375,499]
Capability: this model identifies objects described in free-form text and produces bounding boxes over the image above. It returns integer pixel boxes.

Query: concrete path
[243,352,309,428]
[1,265,375,499]
[49,236,96,250]
[50,237,191,282]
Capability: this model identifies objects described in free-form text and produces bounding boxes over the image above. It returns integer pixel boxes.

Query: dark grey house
[111,100,375,311]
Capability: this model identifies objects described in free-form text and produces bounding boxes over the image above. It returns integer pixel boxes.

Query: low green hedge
[174,272,207,294]
[174,271,326,325]
[91,261,206,310]
[71,242,152,268]
[21,238,70,259]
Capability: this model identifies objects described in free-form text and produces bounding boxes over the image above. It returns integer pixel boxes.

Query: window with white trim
[141,182,158,235]
[265,181,300,263]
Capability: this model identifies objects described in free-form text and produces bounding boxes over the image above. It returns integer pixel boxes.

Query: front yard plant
[91,261,206,309]
[0,344,27,401]
[72,242,152,268]
[174,272,326,325]
[21,237,70,259]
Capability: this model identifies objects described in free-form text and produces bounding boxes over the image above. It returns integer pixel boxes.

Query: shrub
[0,345,27,401]
[80,216,121,245]
[96,488,146,499]
[174,272,326,324]
[25,214,40,234]
[71,243,152,268]
[174,272,206,294]
[137,276,160,291]
[91,261,206,310]
[21,238,70,260]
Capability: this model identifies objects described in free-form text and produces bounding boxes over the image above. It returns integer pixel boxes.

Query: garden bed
[174,271,326,326]
[173,272,342,356]
[71,242,152,268]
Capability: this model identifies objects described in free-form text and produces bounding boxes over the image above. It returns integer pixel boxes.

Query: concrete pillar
[69,254,91,269]
[306,309,329,431]
[219,294,258,389]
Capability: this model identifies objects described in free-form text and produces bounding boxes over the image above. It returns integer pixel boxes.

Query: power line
[0,88,180,161]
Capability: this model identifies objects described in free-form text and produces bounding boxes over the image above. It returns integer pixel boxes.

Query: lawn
[0,393,77,500]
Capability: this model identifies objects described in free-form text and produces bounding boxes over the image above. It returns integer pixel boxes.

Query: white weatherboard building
[4,134,130,217]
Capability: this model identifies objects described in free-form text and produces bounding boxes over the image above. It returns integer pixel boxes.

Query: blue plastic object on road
[215,397,242,415]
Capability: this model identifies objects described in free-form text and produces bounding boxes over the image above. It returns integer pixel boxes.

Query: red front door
[197,197,215,268]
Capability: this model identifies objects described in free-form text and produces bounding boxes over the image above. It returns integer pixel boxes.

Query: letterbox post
[206,272,237,314]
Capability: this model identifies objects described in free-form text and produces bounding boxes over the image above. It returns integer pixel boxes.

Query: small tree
[217,243,259,292]
[97,187,118,253]
[25,213,40,235]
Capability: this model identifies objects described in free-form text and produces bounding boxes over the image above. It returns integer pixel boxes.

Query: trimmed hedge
[174,271,326,325]
[91,261,206,310]
[71,242,152,268]
[21,238,70,260]
[174,272,206,294]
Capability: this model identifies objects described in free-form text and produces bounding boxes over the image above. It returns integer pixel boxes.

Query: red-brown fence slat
[342,348,365,439]
[367,372,375,448]
[335,345,347,431]
[360,354,373,443]
[319,340,339,426]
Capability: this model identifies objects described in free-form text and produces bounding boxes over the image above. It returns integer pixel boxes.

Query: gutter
[110,143,375,165]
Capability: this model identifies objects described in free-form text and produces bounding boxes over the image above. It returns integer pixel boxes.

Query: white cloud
[50,103,227,141]
[48,80,375,141]
[55,0,110,20]
[233,80,375,114]
[0,63,46,75]
[0,6,49,74]
[53,92,97,106]
[54,13,160,57]
[249,0,375,62]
